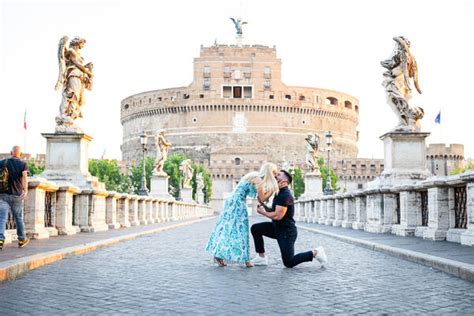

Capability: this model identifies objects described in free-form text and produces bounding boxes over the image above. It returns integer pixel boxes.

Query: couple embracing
[205,163,327,268]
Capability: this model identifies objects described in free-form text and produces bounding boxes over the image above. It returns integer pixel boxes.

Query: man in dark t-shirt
[0,146,30,249]
[250,170,327,268]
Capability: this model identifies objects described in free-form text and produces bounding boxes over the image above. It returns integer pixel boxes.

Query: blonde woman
[206,162,279,267]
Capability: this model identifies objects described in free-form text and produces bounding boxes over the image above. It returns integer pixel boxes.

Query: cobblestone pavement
[1,218,473,315]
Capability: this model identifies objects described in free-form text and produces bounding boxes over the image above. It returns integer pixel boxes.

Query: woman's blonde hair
[243,162,279,195]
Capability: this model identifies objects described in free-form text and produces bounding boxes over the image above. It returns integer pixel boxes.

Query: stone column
[352,192,367,230]
[391,185,420,236]
[24,177,59,239]
[75,189,109,233]
[146,198,155,224]
[128,195,140,226]
[105,192,121,229]
[382,191,398,233]
[294,202,302,222]
[422,180,450,240]
[460,172,474,246]
[137,196,147,225]
[325,197,335,226]
[341,194,355,228]
[56,183,81,235]
[319,198,327,224]
[365,189,385,233]
[118,194,131,228]
[313,199,321,223]
[333,195,344,227]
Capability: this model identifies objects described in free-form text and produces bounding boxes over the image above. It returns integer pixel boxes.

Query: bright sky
[1,0,473,160]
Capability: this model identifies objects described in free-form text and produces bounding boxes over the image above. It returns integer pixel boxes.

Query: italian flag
[23,108,27,130]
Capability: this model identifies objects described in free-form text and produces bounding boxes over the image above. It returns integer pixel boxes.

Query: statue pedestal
[181,188,193,203]
[197,191,205,204]
[300,172,323,199]
[369,132,431,188]
[41,132,108,233]
[150,173,174,200]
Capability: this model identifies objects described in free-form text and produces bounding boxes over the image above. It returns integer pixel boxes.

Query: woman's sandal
[214,257,227,267]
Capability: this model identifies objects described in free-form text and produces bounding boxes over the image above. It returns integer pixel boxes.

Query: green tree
[290,167,304,199]
[318,157,339,192]
[450,162,474,175]
[191,163,213,203]
[129,156,155,194]
[27,159,45,176]
[163,153,188,198]
[89,159,132,192]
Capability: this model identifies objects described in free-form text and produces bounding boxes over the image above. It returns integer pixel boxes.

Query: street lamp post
[324,131,334,195]
[290,164,295,192]
[138,132,149,196]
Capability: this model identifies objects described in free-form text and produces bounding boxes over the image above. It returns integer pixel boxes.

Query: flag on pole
[435,111,441,124]
[23,108,27,130]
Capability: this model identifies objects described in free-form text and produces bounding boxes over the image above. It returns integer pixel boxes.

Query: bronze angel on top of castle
[54,36,94,131]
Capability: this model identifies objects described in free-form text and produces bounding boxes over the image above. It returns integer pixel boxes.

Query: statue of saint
[305,133,320,173]
[179,159,194,189]
[381,36,423,131]
[230,17,247,37]
[196,172,205,191]
[154,129,171,175]
[54,36,94,132]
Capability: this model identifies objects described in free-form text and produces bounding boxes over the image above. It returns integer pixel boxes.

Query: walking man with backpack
[0,146,30,250]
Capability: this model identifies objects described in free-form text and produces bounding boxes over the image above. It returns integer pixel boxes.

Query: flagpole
[23,108,27,154]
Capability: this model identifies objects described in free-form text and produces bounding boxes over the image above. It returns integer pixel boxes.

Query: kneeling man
[251,170,327,268]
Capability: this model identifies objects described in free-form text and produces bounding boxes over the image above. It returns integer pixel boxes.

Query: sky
[1,0,473,160]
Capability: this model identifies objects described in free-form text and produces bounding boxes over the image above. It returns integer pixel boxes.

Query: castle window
[299,95,306,101]
[233,86,242,98]
[199,94,204,98]
[124,104,129,110]
[192,117,197,123]
[313,95,320,104]
[269,95,274,99]
[149,98,152,103]
[345,100,352,109]
[326,97,338,106]
[234,70,241,80]
[264,66,271,79]
[224,66,231,78]
[223,86,232,98]
[302,120,306,125]
[203,66,211,78]
[158,97,162,101]
[285,94,291,100]
[263,80,271,90]
[234,157,241,166]
[183,93,190,99]
[243,86,252,98]
[203,79,210,90]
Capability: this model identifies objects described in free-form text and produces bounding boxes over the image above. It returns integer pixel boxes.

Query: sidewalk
[0,216,214,282]
[297,222,474,282]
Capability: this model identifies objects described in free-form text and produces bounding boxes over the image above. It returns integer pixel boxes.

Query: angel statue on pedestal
[305,133,320,174]
[381,36,423,132]
[54,36,94,132]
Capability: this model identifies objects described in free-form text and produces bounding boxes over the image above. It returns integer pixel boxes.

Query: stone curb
[0,216,216,283]
[297,225,474,283]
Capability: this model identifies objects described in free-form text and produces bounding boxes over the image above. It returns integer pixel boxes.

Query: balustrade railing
[454,185,467,229]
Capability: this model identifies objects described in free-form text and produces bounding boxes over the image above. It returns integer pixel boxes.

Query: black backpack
[0,159,9,193]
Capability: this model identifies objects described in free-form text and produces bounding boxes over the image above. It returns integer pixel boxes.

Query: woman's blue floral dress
[206,179,257,263]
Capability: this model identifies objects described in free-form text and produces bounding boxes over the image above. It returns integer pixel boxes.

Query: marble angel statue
[381,36,424,131]
[54,36,94,131]
[154,129,172,175]
[179,159,194,189]
[305,133,320,173]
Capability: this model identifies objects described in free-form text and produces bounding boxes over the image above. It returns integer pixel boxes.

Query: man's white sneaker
[315,247,328,267]
[251,255,268,266]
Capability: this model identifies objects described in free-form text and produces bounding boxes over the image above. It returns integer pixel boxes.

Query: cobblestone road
[1,218,473,314]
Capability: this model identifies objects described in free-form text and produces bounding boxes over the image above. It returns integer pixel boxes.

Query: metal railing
[454,186,467,229]
[420,191,428,226]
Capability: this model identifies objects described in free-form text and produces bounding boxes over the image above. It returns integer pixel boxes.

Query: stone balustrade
[294,170,474,246]
[3,176,213,244]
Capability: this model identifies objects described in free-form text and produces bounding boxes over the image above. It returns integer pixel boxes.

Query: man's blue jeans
[0,194,26,241]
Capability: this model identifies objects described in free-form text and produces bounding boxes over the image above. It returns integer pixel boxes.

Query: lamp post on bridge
[138,132,149,196]
[324,131,334,195]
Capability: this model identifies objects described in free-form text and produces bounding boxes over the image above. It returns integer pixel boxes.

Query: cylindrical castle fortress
[121,44,360,176]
